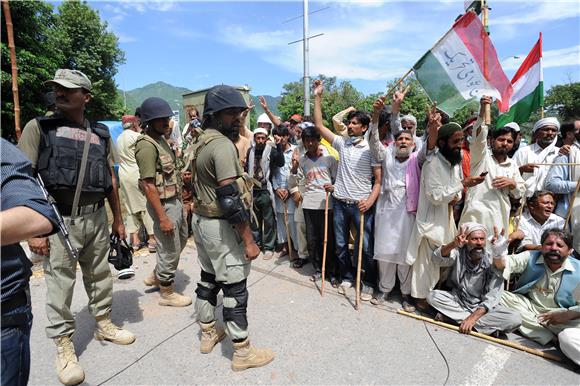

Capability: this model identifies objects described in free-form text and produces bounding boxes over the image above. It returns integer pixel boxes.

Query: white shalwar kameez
[513,140,559,197]
[408,152,463,299]
[374,148,414,294]
[459,118,525,239]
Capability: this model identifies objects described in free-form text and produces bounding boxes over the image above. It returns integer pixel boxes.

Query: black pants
[304,208,337,278]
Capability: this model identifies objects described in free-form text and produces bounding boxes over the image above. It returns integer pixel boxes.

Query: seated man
[511,191,564,252]
[427,223,522,336]
[496,228,580,365]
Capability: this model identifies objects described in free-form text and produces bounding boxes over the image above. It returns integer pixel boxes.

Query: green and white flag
[496,34,543,128]
[412,11,512,116]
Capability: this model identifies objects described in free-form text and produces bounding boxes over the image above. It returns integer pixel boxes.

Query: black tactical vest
[36,116,113,198]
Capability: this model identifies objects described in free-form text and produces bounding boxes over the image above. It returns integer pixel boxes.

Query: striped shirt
[332,136,380,201]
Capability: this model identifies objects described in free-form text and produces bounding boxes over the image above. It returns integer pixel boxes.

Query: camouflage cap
[45,69,92,91]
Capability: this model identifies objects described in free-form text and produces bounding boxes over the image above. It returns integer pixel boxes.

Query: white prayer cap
[401,114,417,126]
[253,128,269,136]
[461,222,487,236]
[532,117,560,133]
[503,122,520,132]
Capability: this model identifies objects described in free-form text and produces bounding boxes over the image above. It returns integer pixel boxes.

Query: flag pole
[481,0,491,124]
[2,0,21,141]
[539,32,544,119]
[384,11,466,99]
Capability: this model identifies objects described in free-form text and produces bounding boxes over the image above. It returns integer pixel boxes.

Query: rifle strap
[71,122,92,224]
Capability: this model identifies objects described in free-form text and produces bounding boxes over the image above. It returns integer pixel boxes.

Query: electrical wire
[423,321,451,386]
[97,264,279,385]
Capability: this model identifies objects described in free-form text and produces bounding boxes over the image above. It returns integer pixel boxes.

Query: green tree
[1,0,62,141]
[544,82,580,121]
[52,0,125,121]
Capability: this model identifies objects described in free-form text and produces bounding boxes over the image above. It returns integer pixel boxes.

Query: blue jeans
[333,199,377,287]
[1,303,32,386]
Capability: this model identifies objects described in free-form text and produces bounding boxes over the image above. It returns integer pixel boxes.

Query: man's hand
[323,183,334,193]
[245,241,261,261]
[492,176,516,190]
[453,228,468,249]
[358,198,373,213]
[426,102,442,150]
[392,84,410,112]
[479,95,492,117]
[290,148,300,174]
[559,144,571,156]
[29,237,50,256]
[462,175,486,188]
[159,216,175,236]
[459,313,479,334]
[258,96,268,111]
[373,96,386,113]
[519,164,538,174]
[313,79,324,97]
[275,188,289,201]
[111,218,126,241]
[538,310,576,326]
[291,191,302,206]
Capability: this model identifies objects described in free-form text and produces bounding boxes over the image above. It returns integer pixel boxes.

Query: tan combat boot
[143,270,160,287]
[54,336,85,386]
[159,284,192,307]
[231,338,275,371]
[199,321,226,354]
[94,315,136,345]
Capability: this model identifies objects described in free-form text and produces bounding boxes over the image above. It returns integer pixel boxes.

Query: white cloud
[219,16,418,81]
[502,45,580,71]
[490,1,580,26]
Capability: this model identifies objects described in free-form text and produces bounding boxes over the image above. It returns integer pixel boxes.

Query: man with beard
[546,121,580,251]
[407,119,486,312]
[135,97,192,307]
[459,96,525,244]
[513,118,560,197]
[368,97,437,309]
[496,229,580,365]
[191,85,274,371]
[427,223,522,336]
[245,128,284,260]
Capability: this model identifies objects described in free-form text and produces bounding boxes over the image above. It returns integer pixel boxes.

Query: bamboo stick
[397,310,562,362]
[384,68,413,99]
[320,191,330,296]
[283,200,293,260]
[2,0,21,141]
[533,163,580,167]
[355,211,365,310]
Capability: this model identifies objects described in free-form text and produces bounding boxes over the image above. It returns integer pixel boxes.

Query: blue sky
[87,0,579,97]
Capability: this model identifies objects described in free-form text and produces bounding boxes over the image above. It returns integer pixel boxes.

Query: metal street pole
[303,0,310,116]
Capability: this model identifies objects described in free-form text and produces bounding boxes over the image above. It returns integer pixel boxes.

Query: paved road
[27,242,579,385]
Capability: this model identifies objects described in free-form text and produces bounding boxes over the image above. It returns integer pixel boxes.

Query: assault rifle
[36,175,79,260]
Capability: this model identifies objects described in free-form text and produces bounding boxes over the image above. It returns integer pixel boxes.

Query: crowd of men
[1,69,580,386]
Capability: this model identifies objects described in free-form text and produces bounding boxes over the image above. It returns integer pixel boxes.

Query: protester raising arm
[313,79,336,145]
[390,85,408,136]
[259,96,282,127]
[332,106,356,137]
[369,96,389,162]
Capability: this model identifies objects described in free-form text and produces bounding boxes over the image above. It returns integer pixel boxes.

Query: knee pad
[195,270,220,306]
[221,280,249,330]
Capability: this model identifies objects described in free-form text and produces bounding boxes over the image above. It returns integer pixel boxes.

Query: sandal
[292,259,306,268]
[147,242,157,253]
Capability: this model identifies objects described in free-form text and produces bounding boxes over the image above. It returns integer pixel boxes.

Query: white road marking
[463,344,512,386]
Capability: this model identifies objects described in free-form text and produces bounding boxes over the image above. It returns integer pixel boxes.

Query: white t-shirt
[300,154,338,210]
